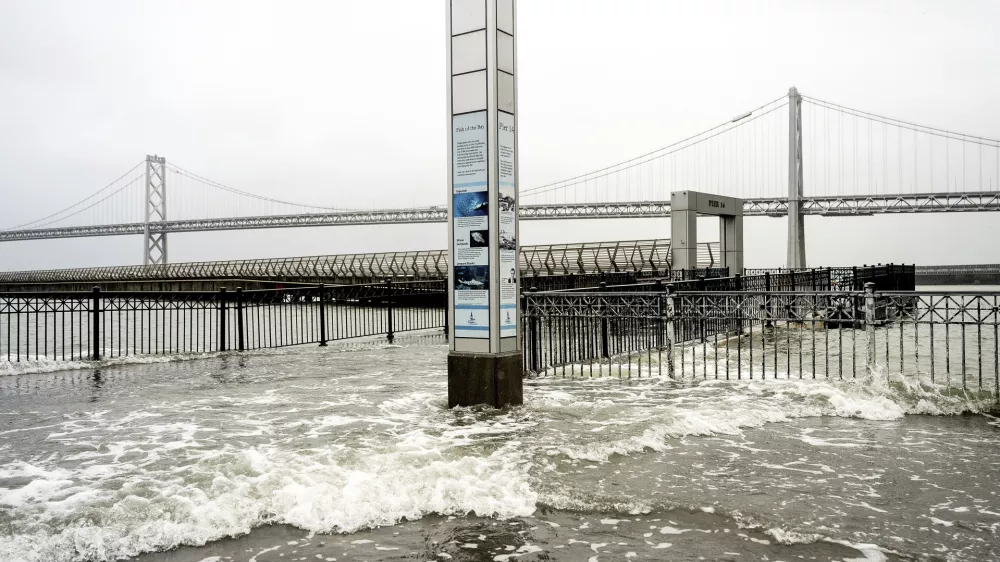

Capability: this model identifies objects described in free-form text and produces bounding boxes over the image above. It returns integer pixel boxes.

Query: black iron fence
[520,291,668,378]
[521,284,998,398]
[670,288,998,395]
[555,265,914,295]
[0,281,445,363]
[524,268,730,293]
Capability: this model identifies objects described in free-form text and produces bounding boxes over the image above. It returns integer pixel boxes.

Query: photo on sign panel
[505,267,516,284]
[453,191,489,217]
[469,230,489,248]
[455,265,489,291]
[499,229,516,250]
[499,193,515,212]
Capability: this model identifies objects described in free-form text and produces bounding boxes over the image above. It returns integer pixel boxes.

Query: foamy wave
[542,373,993,462]
[0,333,441,378]
[0,444,535,562]
[0,347,303,377]
[766,527,823,545]
[0,357,91,376]
[0,352,228,377]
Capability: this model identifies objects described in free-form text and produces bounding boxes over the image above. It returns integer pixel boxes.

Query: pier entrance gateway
[670,191,744,275]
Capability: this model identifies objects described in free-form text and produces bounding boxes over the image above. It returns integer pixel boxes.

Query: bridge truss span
[2,192,997,244]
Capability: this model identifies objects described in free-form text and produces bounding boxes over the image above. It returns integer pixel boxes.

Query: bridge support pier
[446,0,522,407]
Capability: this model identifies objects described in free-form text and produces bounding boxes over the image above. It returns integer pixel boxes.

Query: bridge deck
[1,192,997,242]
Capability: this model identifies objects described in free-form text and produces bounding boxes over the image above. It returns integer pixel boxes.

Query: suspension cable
[525,101,789,198]
[802,95,999,146]
[168,163,363,212]
[522,94,788,196]
[1,161,144,231]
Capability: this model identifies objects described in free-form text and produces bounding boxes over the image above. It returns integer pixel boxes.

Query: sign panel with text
[497,111,517,339]
[452,111,490,339]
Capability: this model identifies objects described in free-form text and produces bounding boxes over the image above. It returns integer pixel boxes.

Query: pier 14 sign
[498,111,517,339]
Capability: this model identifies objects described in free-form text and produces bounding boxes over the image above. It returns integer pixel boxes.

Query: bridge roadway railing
[0,239,720,288]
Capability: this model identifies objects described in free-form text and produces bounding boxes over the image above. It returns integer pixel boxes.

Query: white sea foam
[828,540,890,562]
[1,345,994,562]
[0,343,334,377]
[537,372,992,463]
[765,527,822,545]
[0,441,535,562]
[0,357,90,376]
[0,351,227,377]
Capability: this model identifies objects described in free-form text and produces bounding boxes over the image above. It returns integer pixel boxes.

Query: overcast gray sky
[0,0,997,271]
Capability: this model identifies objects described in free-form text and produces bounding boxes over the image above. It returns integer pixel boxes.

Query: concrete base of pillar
[447,351,523,408]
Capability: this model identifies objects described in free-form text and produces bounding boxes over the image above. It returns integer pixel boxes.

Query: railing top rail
[876,290,1000,297]
[668,289,999,297]
[670,289,859,295]
[0,289,226,298]
[526,290,666,297]
[0,280,448,299]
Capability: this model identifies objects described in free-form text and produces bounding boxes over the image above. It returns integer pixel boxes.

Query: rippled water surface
[1,332,998,562]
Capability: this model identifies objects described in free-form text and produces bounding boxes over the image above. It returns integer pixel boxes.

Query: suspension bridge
[2,88,998,271]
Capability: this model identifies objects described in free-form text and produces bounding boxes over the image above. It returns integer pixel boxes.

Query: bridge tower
[143,155,168,266]
[786,87,806,269]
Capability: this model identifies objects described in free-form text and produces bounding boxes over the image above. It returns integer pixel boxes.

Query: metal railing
[532,268,731,293]
[670,288,998,396]
[520,291,668,378]
[520,277,996,399]
[518,266,915,375]
[0,240,721,286]
[0,281,445,363]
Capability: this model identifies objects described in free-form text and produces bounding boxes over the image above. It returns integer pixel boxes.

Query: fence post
[852,266,858,291]
[385,279,395,344]
[734,274,744,333]
[864,282,876,373]
[520,288,527,367]
[91,287,101,361]
[219,287,228,352]
[444,288,450,338]
[697,276,706,341]
[318,284,328,346]
[236,287,245,352]
[529,287,539,371]
[811,268,816,291]
[764,271,773,328]
[665,284,676,378]
[599,282,609,359]
[655,280,665,349]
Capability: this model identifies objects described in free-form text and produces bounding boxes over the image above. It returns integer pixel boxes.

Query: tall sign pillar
[446,0,522,408]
